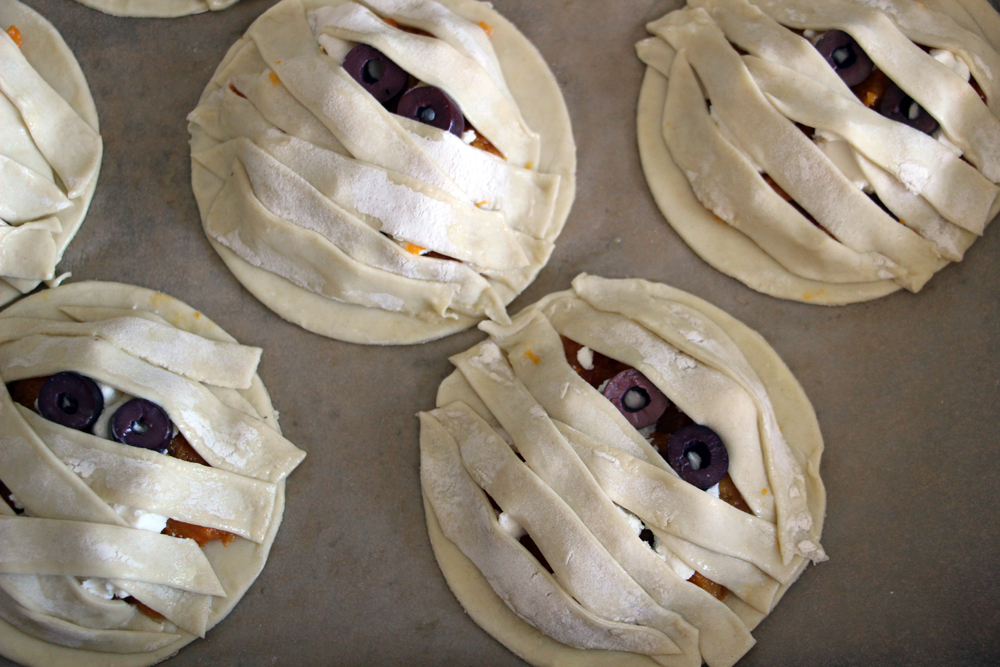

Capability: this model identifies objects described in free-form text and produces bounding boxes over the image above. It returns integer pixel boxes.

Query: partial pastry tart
[0,282,306,667]
[636,0,1000,304]
[420,275,826,667]
[0,0,102,308]
[72,0,241,18]
[188,0,575,345]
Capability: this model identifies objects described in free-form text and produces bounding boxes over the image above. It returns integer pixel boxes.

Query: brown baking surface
[3,0,999,665]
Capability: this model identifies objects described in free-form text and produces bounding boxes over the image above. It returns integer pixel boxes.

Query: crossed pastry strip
[0,284,305,664]
[421,275,826,667]
[637,0,1000,303]
[189,0,574,343]
[0,1,102,307]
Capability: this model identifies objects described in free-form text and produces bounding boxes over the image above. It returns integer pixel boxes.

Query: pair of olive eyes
[602,369,730,491]
[343,44,466,136]
[816,30,939,135]
[37,372,174,452]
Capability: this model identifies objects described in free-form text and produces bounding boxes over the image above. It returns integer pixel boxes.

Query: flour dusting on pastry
[420,275,827,667]
[188,0,575,345]
[637,0,1000,305]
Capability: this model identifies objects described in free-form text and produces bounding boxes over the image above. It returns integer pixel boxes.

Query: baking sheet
[3,0,1000,665]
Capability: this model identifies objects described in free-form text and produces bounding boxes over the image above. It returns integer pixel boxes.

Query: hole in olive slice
[37,372,104,432]
[602,369,669,429]
[343,44,408,104]
[814,30,874,87]
[111,399,173,452]
[879,83,939,134]
[665,425,729,491]
[396,85,465,136]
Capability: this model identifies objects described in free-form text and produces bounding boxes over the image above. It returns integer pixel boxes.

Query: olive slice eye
[111,399,174,452]
[396,86,465,136]
[814,30,874,87]
[602,369,669,429]
[343,44,408,104]
[879,83,939,134]
[37,372,104,432]
[665,425,729,491]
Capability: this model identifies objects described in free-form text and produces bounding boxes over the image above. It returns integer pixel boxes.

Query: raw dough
[637,0,1000,304]
[0,281,306,667]
[420,275,826,667]
[71,0,238,18]
[0,0,101,307]
[188,0,576,345]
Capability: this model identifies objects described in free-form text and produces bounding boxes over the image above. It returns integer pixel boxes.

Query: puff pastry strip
[650,8,943,292]
[195,139,504,313]
[746,0,1000,180]
[570,275,824,565]
[450,343,755,667]
[0,155,69,223]
[0,335,305,484]
[660,50,893,284]
[420,412,683,662]
[206,160,490,321]
[22,410,278,544]
[356,0,510,94]
[0,33,100,199]
[0,517,224,596]
[0,316,262,390]
[0,384,214,635]
[250,0,466,200]
[745,56,1000,233]
[312,2,540,166]
[433,405,706,667]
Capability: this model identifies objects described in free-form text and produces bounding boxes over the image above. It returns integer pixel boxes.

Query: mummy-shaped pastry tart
[636,0,1000,304]
[420,275,826,667]
[0,0,102,308]
[0,282,306,667]
[188,0,575,345]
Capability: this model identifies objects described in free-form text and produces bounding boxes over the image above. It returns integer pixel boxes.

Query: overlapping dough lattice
[189,0,575,344]
[0,0,101,308]
[637,0,1000,304]
[0,282,306,667]
[420,275,826,667]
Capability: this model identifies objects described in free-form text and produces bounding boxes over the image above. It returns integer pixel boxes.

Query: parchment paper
[1,0,998,665]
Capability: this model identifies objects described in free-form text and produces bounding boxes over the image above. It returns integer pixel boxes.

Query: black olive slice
[396,86,465,136]
[111,399,174,452]
[343,44,408,104]
[602,369,669,429]
[37,372,104,432]
[815,30,874,87]
[879,83,939,135]
[665,425,729,491]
